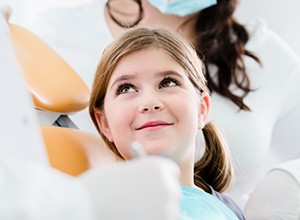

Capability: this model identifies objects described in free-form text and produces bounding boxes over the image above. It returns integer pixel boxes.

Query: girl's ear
[198,94,211,129]
[94,109,113,142]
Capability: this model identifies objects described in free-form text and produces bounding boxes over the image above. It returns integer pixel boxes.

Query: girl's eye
[159,77,180,88]
[116,83,137,95]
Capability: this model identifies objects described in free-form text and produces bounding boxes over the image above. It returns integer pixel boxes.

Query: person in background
[89,26,245,220]
[30,0,300,219]
[0,6,181,220]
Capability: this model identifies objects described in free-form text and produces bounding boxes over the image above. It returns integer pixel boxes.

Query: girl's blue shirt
[180,186,239,220]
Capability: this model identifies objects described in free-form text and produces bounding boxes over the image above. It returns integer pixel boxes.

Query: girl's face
[95,48,209,164]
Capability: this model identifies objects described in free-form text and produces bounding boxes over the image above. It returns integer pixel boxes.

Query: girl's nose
[140,104,163,113]
[138,91,164,113]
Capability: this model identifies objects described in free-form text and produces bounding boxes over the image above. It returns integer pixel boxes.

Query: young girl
[89,27,244,219]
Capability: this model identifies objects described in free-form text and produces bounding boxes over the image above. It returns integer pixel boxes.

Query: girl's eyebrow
[109,74,136,90]
[157,70,183,78]
[109,70,184,89]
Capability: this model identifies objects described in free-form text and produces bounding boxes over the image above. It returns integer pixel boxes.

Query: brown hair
[107,0,261,110]
[194,0,261,111]
[89,27,232,192]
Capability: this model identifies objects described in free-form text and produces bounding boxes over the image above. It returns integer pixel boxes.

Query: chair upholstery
[8,22,117,175]
[41,126,117,176]
[9,23,90,113]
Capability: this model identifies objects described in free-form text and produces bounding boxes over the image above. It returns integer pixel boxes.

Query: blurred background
[1,0,299,55]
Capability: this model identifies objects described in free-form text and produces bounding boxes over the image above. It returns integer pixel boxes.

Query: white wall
[1,0,300,55]
[0,0,94,26]
[235,0,300,55]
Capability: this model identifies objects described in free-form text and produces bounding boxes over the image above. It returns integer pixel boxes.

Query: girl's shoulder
[180,186,241,220]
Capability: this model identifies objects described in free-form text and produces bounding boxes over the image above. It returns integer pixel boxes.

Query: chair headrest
[9,23,90,113]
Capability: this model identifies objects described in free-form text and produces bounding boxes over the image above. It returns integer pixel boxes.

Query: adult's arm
[0,154,181,220]
[245,50,300,219]
[80,156,181,220]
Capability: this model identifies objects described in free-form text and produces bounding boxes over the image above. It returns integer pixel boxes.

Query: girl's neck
[178,156,197,188]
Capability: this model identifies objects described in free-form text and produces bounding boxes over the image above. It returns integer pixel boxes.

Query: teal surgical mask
[148,0,217,16]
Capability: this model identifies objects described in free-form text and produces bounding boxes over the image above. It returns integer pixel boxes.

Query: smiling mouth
[136,121,174,130]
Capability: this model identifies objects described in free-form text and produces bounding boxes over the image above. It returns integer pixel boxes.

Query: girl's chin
[143,141,174,157]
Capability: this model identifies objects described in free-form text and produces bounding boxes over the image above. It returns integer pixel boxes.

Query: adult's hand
[0,4,12,22]
[245,169,300,220]
[79,156,181,220]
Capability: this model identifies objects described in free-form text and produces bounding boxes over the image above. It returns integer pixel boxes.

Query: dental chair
[9,23,89,128]
[41,125,117,176]
[7,22,117,175]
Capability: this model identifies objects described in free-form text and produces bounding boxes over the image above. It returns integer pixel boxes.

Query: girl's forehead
[110,48,184,76]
